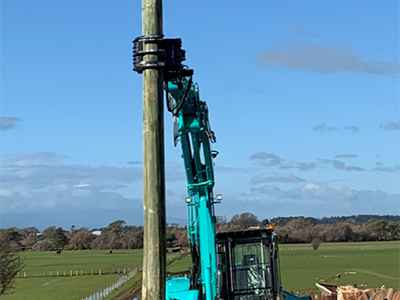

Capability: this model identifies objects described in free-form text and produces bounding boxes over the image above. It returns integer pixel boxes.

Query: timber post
[140,0,166,299]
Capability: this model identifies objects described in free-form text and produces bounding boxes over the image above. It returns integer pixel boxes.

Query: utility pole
[141,0,166,299]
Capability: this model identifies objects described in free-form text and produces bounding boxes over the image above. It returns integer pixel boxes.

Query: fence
[280,245,400,251]
[16,267,136,278]
[80,267,139,300]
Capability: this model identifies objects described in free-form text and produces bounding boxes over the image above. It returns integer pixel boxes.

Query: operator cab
[216,228,282,300]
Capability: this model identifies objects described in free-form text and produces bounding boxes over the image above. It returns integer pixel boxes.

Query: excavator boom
[133,35,309,300]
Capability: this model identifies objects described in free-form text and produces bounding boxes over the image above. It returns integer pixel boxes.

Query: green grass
[3,275,121,300]
[2,241,399,299]
[18,249,142,274]
[3,250,143,300]
[167,254,192,273]
[279,241,400,293]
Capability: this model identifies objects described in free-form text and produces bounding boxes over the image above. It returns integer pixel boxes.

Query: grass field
[19,249,143,274]
[2,241,399,299]
[279,241,400,292]
[3,249,143,300]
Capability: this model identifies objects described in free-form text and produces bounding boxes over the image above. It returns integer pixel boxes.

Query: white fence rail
[17,267,136,278]
[80,267,139,300]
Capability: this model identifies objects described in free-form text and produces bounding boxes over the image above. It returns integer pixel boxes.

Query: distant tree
[386,221,400,240]
[270,217,295,226]
[0,229,22,251]
[66,229,96,250]
[70,225,77,235]
[260,219,270,227]
[173,227,188,247]
[32,239,54,251]
[20,235,37,250]
[166,230,176,247]
[287,218,313,243]
[322,223,353,242]
[311,238,322,250]
[120,231,144,249]
[365,220,388,241]
[349,224,369,242]
[52,228,68,250]
[19,227,39,238]
[305,217,318,226]
[216,216,227,226]
[41,226,56,240]
[230,213,258,229]
[0,229,22,244]
[0,236,24,295]
[90,235,108,250]
[107,220,126,238]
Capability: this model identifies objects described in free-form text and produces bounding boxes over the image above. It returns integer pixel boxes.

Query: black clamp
[132,35,165,73]
[133,35,191,80]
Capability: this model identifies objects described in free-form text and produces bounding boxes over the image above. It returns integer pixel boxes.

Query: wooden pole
[141,0,166,299]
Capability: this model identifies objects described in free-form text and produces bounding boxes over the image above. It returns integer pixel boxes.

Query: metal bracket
[132,35,165,73]
[133,35,187,78]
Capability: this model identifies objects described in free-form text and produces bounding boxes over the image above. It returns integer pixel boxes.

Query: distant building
[91,230,102,236]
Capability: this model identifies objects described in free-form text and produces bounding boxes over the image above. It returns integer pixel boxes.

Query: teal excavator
[133,35,309,300]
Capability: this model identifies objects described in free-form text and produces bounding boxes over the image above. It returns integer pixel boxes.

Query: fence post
[99,269,102,275]
[70,270,73,276]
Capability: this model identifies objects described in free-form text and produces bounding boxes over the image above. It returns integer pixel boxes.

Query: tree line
[0,214,399,253]
[1,213,399,294]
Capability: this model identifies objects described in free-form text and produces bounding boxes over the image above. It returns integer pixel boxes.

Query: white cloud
[313,123,339,132]
[335,153,357,159]
[280,162,316,172]
[220,182,399,219]
[344,125,360,133]
[0,117,22,131]
[379,121,400,131]
[256,40,400,75]
[0,152,143,214]
[372,162,400,173]
[318,159,364,171]
[249,152,282,166]
[249,172,305,185]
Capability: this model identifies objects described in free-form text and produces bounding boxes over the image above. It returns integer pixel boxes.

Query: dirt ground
[112,279,142,300]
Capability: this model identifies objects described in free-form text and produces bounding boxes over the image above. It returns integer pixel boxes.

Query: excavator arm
[133,35,220,300]
[133,35,302,300]
[166,75,219,300]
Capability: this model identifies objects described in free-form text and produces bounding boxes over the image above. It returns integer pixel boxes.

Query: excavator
[133,35,308,300]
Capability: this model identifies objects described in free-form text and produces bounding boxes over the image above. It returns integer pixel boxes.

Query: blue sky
[1,1,399,230]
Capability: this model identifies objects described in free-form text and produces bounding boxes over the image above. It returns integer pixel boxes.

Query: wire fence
[280,245,399,251]
[16,266,136,278]
[80,267,139,300]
